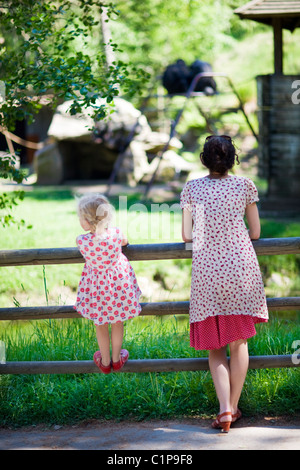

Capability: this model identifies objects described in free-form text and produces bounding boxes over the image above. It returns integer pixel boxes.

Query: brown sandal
[211,411,232,433]
[232,408,242,423]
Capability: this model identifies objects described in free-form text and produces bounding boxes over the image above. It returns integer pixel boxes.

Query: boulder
[35,97,192,185]
[34,142,63,184]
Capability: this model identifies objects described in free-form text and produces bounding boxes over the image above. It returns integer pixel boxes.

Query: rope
[0,126,44,150]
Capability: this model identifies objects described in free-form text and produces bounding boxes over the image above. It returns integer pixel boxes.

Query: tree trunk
[100,6,115,68]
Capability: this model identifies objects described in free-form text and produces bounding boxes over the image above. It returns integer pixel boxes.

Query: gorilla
[162,59,191,94]
[189,60,217,95]
[162,59,217,95]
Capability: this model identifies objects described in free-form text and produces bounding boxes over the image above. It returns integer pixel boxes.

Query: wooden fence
[0,237,300,374]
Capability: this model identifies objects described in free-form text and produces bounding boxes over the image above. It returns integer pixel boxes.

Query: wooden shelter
[235,1,300,209]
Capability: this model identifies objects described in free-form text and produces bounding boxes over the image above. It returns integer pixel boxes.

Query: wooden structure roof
[235,0,300,73]
[235,0,300,31]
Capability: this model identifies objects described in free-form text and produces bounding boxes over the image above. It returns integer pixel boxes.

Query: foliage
[109,0,268,76]
[0,0,149,225]
[0,0,148,130]
[0,316,299,426]
[0,153,29,228]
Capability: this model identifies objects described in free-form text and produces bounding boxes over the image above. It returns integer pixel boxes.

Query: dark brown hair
[200,135,240,175]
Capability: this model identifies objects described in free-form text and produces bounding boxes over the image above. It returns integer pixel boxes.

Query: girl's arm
[245,202,261,240]
[122,236,128,246]
[120,230,128,246]
[181,208,193,242]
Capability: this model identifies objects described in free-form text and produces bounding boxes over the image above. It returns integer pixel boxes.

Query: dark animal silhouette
[189,60,217,95]
[162,59,217,95]
[162,59,191,94]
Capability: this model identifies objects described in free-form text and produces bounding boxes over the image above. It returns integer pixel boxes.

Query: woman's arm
[245,202,261,240]
[181,208,193,242]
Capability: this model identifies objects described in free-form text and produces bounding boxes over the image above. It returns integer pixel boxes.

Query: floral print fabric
[180,176,268,324]
[74,227,142,325]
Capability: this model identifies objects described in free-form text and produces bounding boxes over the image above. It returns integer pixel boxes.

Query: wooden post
[273,18,283,75]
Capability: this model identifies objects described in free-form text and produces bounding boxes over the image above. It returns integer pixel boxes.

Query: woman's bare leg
[209,346,232,421]
[228,339,249,415]
[209,339,249,422]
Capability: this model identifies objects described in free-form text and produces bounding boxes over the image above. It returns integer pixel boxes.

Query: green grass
[0,185,300,426]
[0,315,299,426]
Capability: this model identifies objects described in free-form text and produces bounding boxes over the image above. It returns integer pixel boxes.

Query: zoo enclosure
[0,237,300,374]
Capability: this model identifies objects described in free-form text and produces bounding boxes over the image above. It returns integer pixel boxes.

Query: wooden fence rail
[0,237,300,266]
[0,297,300,322]
[0,355,296,375]
[0,237,299,375]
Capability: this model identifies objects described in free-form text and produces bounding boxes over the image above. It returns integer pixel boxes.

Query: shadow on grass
[22,184,300,236]
[23,185,181,209]
[23,187,75,201]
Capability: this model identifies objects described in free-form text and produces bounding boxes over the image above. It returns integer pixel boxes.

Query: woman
[180,135,268,432]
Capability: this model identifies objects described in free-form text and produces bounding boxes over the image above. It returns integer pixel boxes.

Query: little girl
[74,193,142,373]
[180,135,268,432]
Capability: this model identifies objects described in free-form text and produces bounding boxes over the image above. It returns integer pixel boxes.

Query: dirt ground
[1,415,300,451]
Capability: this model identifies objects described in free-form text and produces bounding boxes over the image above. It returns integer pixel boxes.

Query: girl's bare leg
[111,322,124,363]
[209,346,232,421]
[95,324,111,367]
[228,339,249,415]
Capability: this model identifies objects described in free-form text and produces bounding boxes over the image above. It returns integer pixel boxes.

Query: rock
[142,150,195,183]
[141,132,182,153]
[35,97,191,184]
[34,142,63,185]
[47,102,94,142]
[48,97,152,142]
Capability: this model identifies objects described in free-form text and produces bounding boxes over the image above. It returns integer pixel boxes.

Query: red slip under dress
[180,175,268,351]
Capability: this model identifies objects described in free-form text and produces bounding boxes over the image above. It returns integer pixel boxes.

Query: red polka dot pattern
[190,314,268,350]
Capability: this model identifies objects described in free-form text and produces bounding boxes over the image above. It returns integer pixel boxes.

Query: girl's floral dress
[74,227,141,325]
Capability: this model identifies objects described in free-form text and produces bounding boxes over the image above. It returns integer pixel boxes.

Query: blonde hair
[76,193,114,235]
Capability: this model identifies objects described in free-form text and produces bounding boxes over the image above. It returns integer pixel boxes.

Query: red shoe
[112,349,129,372]
[93,351,111,374]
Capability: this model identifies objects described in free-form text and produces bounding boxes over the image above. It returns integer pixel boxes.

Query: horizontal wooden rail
[0,297,299,321]
[0,355,297,375]
[0,237,299,266]
[1,238,299,376]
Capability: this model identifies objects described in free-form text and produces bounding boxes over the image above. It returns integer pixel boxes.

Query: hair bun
[200,136,239,175]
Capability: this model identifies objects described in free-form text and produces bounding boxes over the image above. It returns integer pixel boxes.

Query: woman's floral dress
[180,176,268,350]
